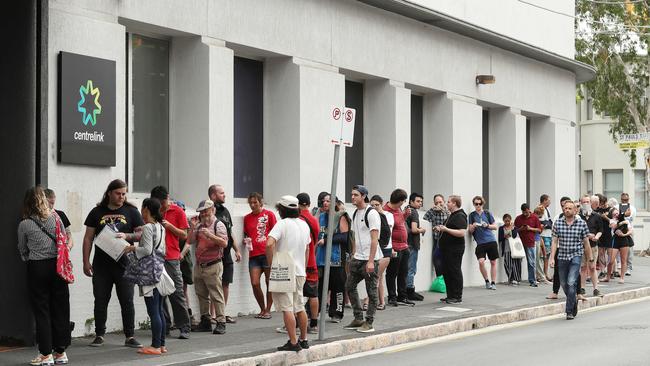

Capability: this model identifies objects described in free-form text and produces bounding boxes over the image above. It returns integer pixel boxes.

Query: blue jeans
[144,288,166,348]
[525,246,536,284]
[558,256,582,315]
[407,247,418,288]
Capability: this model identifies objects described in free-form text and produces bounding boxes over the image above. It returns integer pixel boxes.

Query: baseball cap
[296,193,311,206]
[278,195,299,209]
[197,199,214,211]
[353,185,370,202]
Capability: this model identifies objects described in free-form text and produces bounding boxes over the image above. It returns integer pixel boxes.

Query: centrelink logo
[74,80,104,142]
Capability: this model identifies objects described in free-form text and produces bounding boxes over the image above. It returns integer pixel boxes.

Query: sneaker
[178,330,190,339]
[328,317,342,323]
[276,325,288,334]
[124,337,143,348]
[445,298,462,304]
[578,288,586,295]
[30,354,54,366]
[412,292,424,301]
[388,297,398,307]
[53,352,68,365]
[406,288,423,301]
[485,281,491,289]
[396,297,415,306]
[298,339,310,349]
[489,283,497,290]
[566,314,575,320]
[343,319,365,329]
[89,336,104,347]
[625,270,631,277]
[308,325,318,334]
[356,321,375,333]
[192,316,213,332]
[593,289,603,297]
[530,282,538,288]
[213,322,226,335]
[439,297,447,302]
[277,340,301,352]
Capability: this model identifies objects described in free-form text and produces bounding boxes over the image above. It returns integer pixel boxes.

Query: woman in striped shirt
[17,186,71,366]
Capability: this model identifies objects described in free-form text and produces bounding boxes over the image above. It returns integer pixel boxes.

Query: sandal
[376,303,385,310]
[362,303,368,311]
[226,316,237,324]
[259,313,272,319]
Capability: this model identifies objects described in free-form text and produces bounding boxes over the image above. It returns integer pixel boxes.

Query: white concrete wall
[44,0,581,336]
[412,0,575,58]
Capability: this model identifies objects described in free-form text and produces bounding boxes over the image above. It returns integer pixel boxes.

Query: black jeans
[27,259,70,355]
[163,260,190,332]
[441,245,465,300]
[318,266,347,319]
[92,259,135,337]
[386,248,410,300]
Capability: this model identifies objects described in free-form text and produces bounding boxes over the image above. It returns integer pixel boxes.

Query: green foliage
[576,0,650,166]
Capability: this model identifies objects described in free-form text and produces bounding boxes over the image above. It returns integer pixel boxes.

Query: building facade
[1,0,593,341]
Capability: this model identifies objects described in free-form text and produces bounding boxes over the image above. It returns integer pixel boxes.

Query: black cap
[297,192,311,206]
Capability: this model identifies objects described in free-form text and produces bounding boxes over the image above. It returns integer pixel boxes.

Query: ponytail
[142,198,163,223]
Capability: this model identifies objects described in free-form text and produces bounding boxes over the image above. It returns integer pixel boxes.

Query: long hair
[22,186,50,220]
[98,179,135,208]
[276,204,300,219]
[142,198,163,223]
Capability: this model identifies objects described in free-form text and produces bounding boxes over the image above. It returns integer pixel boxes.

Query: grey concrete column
[488,108,527,219]
[170,37,233,207]
[529,117,577,215]
[364,79,411,199]
[264,57,345,203]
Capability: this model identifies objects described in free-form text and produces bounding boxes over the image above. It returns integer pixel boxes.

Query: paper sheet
[94,226,130,261]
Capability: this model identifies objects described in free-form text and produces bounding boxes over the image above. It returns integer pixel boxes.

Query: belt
[199,259,222,268]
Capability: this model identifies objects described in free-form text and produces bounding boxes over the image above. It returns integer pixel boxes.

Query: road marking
[436,306,471,313]
[301,296,650,365]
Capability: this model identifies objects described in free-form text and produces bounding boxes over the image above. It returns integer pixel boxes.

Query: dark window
[131,34,169,192]
[482,110,489,208]
[411,95,423,196]
[345,81,364,196]
[234,57,264,198]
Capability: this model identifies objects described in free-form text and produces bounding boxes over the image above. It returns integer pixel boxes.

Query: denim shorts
[542,237,552,255]
[248,255,269,269]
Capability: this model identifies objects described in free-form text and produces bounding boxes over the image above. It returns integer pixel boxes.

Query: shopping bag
[429,275,446,293]
[269,251,295,293]
[508,237,526,259]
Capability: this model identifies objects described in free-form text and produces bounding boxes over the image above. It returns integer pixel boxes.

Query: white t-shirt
[352,206,382,261]
[268,218,310,276]
[541,207,552,238]
[383,210,394,250]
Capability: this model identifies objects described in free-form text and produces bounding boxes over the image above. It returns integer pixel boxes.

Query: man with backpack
[344,185,382,333]
[468,196,499,290]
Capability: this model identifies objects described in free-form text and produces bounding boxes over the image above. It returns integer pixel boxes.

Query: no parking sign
[329,106,356,147]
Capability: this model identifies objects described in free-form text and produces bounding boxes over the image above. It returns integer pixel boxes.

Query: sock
[491,281,495,285]
[310,319,318,327]
[485,279,489,283]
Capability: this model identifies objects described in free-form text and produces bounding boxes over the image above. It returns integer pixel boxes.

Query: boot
[192,315,213,332]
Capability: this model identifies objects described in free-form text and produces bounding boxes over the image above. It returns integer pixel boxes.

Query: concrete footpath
[3,257,650,366]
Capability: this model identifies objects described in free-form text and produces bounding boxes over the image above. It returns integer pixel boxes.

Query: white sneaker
[54,352,68,365]
[30,354,54,366]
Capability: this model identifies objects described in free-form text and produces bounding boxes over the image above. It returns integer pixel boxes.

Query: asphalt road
[309,297,650,366]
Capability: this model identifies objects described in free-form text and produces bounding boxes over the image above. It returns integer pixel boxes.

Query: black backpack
[353,207,391,249]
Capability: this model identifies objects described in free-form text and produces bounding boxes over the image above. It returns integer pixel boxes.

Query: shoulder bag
[124,224,165,286]
[30,212,74,284]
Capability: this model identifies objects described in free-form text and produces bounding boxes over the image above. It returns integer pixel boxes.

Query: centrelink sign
[58,52,116,166]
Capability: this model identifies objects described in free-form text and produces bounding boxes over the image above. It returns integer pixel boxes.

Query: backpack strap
[363,206,374,229]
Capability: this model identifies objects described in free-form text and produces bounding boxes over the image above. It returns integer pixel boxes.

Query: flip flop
[362,303,368,311]
[226,316,237,324]
[259,313,272,319]
[376,303,385,310]
[254,314,263,319]
[545,294,558,299]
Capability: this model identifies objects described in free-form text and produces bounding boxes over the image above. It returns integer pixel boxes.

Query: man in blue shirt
[469,196,498,290]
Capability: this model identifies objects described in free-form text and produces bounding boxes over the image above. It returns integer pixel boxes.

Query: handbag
[507,236,526,259]
[30,213,74,284]
[124,224,165,286]
[269,249,296,293]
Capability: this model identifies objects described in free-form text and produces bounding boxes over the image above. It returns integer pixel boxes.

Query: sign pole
[318,143,340,341]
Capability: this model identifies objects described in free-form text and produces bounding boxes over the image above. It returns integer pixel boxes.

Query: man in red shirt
[297,193,320,334]
[243,192,277,319]
[151,186,191,339]
[514,203,542,287]
[384,189,415,307]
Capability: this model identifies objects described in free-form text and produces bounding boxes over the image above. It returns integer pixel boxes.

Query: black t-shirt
[55,209,71,229]
[594,207,613,246]
[214,202,234,264]
[406,206,421,250]
[439,209,468,249]
[84,204,145,265]
[580,211,603,246]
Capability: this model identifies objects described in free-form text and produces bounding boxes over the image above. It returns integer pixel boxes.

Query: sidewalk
[3,257,650,366]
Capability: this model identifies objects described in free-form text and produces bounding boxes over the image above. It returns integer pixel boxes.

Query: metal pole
[318,143,340,340]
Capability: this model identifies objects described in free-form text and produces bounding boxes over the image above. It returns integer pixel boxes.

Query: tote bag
[124,225,165,286]
[269,251,296,293]
[507,236,526,259]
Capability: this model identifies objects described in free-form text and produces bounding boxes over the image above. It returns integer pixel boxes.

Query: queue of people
[17,178,640,362]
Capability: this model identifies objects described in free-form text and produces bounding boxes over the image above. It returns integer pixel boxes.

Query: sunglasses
[473,202,483,206]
